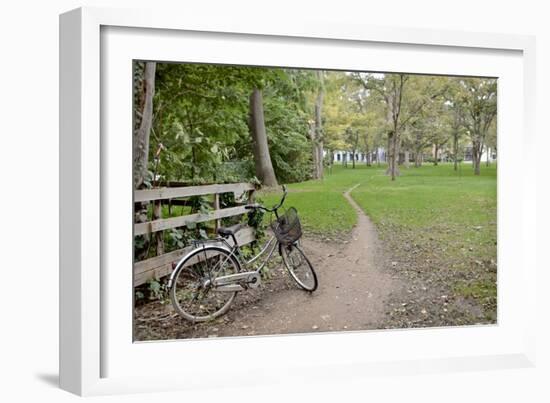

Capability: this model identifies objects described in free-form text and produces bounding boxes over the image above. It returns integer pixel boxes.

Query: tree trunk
[472,141,481,175]
[433,144,439,166]
[153,201,164,256]
[385,136,392,175]
[390,144,396,180]
[317,145,324,176]
[453,135,458,171]
[133,62,156,260]
[404,150,410,168]
[313,71,325,179]
[386,132,400,180]
[308,123,319,178]
[134,62,156,189]
[249,88,278,187]
[414,151,422,167]
[393,136,401,179]
[486,146,490,166]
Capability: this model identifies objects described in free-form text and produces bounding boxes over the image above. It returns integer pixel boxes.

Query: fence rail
[134,182,256,286]
[134,182,255,203]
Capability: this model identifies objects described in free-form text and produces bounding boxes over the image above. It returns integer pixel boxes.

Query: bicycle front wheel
[170,246,241,322]
[280,243,318,292]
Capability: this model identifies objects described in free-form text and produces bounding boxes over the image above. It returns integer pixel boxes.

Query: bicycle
[168,185,318,322]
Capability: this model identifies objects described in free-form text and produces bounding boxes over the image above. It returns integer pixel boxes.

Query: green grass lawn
[261,162,497,322]
[350,163,497,261]
[259,165,371,239]
[262,162,495,242]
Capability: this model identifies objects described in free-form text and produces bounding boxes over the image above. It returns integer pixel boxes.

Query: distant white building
[462,146,497,164]
[324,145,496,165]
[326,148,387,164]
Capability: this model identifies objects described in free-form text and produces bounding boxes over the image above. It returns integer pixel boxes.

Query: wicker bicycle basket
[270,207,302,245]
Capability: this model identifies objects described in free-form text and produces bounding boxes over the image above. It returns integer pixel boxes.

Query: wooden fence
[134,182,257,286]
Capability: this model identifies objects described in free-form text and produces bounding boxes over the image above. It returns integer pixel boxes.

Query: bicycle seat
[217,223,244,237]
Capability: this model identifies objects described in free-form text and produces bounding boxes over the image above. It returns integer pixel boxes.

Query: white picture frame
[59,6,537,396]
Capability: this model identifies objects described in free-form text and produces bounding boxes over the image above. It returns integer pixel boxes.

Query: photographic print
[133,62,497,341]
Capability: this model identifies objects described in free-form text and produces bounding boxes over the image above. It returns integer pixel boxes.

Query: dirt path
[135,185,403,340]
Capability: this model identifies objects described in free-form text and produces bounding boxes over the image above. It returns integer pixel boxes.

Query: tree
[249,88,278,187]
[345,127,360,168]
[441,78,470,171]
[426,100,451,166]
[324,72,374,170]
[133,62,159,259]
[133,61,156,188]
[362,128,372,166]
[349,79,383,167]
[309,71,325,179]
[457,78,497,175]
[358,73,406,180]
[261,69,314,183]
[148,64,312,185]
[323,72,355,168]
[407,116,431,167]
[150,63,257,183]
[448,100,467,171]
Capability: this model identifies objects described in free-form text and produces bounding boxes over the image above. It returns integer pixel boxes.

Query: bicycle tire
[170,245,241,322]
[279,243,318,292]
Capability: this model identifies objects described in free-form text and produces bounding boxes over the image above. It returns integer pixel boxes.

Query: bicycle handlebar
[245,185,287,213]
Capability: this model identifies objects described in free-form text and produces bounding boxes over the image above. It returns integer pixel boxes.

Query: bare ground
[134,185,404,341]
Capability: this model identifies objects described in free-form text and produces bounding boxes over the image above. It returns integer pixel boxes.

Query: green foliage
[136,60,498,188]
[143,63,319,185]
[150,63,262,182]
[134,278,169,305]
[245,197,266,241]
[251,69,316,183]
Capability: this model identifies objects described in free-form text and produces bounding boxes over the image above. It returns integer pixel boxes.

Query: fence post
[213,193,221,231]
[133,183,257,285]
[153,200,164,256]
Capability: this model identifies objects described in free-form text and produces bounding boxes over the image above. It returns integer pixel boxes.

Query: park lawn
[351,163,497,322]
[258,165,372,239]
[263,162,497,322]
[262,163,496,249]
[351,163,497,265]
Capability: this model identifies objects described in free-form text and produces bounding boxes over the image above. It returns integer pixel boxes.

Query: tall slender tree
[310,70,325,179]
[249,88,278,187]
[134,62,156,188]
[458,78,497,175]
[357,73,407,180]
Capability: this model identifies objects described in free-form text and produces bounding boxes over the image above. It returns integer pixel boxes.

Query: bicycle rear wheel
[170,246,241,322]
[280,243,318,292]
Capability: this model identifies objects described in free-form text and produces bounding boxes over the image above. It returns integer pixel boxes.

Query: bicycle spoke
[282,244,318,292]
[171,246,239,322]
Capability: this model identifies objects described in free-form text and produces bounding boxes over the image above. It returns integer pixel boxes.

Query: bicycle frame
[168,233,280,292]
[220,232,279,274]
[169,185,288,292]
